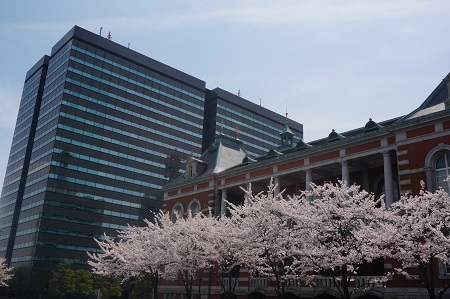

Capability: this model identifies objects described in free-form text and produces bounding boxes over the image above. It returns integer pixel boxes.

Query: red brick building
[161,73,450,299]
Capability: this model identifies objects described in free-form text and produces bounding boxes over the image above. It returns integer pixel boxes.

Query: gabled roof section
[163,134,248,189]
[403,72,450,120]
[205,134,248,174]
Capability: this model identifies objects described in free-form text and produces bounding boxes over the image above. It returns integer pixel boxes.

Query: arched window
[171,203,184,222]
[424,145,450,192]
[436,152,450,194]
[188,199,201,217]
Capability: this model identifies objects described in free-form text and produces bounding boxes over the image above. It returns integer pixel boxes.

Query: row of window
[71,45,205,102]
[11,255,86,264]
[61,95,202,144]
[20,199,44,212]
[55,138,166,172]
[22,187,45,201]
[51,159,163,190]
[66,67,203,121]
[65,87,203,131]
[40,227,108,241]
[69,56,204,112]
[58,113,199,156]
[218,113,286,144]
[171,199,201,222]
[218,104,290,135]
[52,148,167,183]
[43,212,128,230]
[46,199,139,221]
[0,199,16,210]
[21,69,44,103]
[10,125,32,155]
[47,173,154,199]
[46,186,143,209]
[1,186,20,199]
[41,68,67,101]
[55,124,181,165]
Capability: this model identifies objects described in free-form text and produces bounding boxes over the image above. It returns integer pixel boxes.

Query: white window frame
[435,152,450,194]
[188,199,201,217]
[424,144,450,192]
[171,203,184,222]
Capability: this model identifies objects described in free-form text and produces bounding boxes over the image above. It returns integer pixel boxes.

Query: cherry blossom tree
[0,257,12,285]
[194,213,250,299]
[386,181,450,299]
[89,211,215,299]
[88,212,175,299]
[228,180,312,298]
[163,213,213,299]
[291,181,389,299]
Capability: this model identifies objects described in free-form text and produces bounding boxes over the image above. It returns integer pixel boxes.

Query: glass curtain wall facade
[203,88,303,157]
[0,26,205,275]
[0,56,50,264]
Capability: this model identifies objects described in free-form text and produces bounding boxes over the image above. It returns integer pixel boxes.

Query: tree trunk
[428,258,436,299]
[428,289,436,299]
[341,265,351,299]
[153,273,158,299]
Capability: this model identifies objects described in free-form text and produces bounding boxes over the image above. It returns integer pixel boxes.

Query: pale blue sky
[1,0,450,188]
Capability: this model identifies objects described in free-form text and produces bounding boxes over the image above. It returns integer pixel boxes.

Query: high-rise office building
[0,26,303,278]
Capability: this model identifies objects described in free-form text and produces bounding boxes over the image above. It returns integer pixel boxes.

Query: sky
[1,0,450,189]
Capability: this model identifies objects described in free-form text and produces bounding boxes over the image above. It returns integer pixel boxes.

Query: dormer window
[186,163,196,179]
[185,156,198,179]
[278,123,295,149]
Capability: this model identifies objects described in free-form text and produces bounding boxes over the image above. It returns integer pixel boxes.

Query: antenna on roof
[100,27,103,36]
[107,31,112,40]
[260,98,262,106]
[286,107,288,120]
[128,43,130,49]
[237,89,241,97]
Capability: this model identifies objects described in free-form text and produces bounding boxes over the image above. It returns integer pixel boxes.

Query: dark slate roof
[402,72,450,120]
[163,134,248,189]
[201,134,248,175]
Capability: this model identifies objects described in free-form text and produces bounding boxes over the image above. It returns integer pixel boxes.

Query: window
[171,203,183,222]
[424,146,450,192]
[188,199,201,217]
[436,152,450,194]
[446,263,450,275]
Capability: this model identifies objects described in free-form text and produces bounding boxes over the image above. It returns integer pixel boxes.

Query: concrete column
[221,189,227,215]
[305,169,312,192]
[383,151,394,208]
[362,169,370,192]
[274,176,280,197]
[341,160,350,186]
[305,169,312,200]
